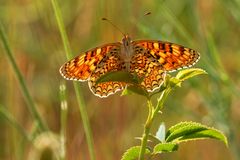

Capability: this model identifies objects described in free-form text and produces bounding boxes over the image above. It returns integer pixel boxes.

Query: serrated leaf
[166,122,212,142]
[121,146,150,160]
[176,68,207,81]
[153,142,178,154]
[166,121,199,138]
[177,128,228,146]
[96,71,139,85]
[165,121,228,146]
[156,123,166,142]
[121,85,149,98]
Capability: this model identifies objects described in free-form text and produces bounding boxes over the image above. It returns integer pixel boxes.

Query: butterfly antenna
[130,12,151,35]
[102,18,125,36]
[144,12,151,16]
[137,11,151,23]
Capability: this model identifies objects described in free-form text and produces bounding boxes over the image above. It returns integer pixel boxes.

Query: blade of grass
[202,32,240,160]
[59,83,68,160]
[0,105,30,141]
[156,3,194,46]
[59,82,67,160]
[204,32,240,96]
[51,0,96,159]
[0,23,47,132]
[220,0,240,24]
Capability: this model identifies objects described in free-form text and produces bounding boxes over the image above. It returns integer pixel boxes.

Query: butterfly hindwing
[130,50,166,92]
[88,52,127,98]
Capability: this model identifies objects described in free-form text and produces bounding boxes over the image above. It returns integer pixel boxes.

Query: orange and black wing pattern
[59,38,200,97]
[59,43,121,81]
[132,40,200,72]
[88,52,127,98]
[130,52,166,92]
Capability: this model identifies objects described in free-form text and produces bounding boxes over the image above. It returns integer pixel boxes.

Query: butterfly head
[122,35,132,47]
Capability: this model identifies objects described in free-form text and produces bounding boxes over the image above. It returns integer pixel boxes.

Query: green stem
[139,100,153,160]
[0,23,47,132]
[51,0,71,60]
[51,1,96,159]
[139,87,172,160]
[74,82,96,160]
[153,88,172,117]
[59,83,67,160]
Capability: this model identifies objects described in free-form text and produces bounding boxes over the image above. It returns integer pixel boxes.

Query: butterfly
[59,35,200,98]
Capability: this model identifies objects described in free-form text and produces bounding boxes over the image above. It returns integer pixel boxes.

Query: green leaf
[166,121,198,138]
[176,68,207,82]
[96,71,140,85]
[179,129,227,144]
[121,85,149,98]
[121,146,150,160]
[165,121,228,146]
[157,84,167,93]
[169,77,181,88]
[167,68,207,88]
[153,142,178,154]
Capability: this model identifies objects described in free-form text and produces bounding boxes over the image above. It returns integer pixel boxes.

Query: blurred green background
[0,0,240,160]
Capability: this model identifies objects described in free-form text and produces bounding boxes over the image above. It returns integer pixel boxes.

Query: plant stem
[139,87,172,160]
[74,83,96,160]
[139,100,153,160]
[59,83,67,160]
[0,23,47,132]
[153,88,172,117]
[51,1,96,159]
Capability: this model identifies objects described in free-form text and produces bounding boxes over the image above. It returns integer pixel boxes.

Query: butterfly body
[60,35,200,98]
[120,35,134,71]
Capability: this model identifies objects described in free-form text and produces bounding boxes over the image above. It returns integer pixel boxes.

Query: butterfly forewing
[59,43,121,81]
[132,40,200,72]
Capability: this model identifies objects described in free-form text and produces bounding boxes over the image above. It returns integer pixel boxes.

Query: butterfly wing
[130,40,200,91]
[59,39,200,96]
[132,40,200,72]
[130,50,166,92]
[59,43,121,81]
[88,52,127,98]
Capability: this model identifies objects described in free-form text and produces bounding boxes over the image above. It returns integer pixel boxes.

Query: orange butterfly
[60,35,200,98]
